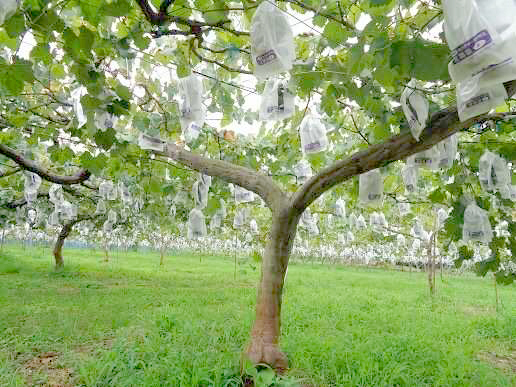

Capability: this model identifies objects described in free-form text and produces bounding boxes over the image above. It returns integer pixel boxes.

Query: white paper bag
[250,1,295,79]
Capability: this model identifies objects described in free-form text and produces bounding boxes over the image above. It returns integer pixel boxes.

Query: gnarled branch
[154,143,286,212]
[0,144,91,185]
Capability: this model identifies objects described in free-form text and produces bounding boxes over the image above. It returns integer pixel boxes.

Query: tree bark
[244,204,301,373]
[53,222,73,269]
[53,215,95,269]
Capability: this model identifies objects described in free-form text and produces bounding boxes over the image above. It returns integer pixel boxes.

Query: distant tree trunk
[103,240,109,262]
[53,222,74,269]
[0,228,5,252]
[53,215,93,269]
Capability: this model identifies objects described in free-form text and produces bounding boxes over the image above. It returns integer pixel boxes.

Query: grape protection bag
[294,159,313,184]
[299,208,319,235]
[138,133,166,152]
[359,169,383,206]
[456,77,508,122]
[442,0,516,121]
[335,198,346,218]
[402,165,418,193]
[192,180,209,209]
[299,115,329,154]
[462,202,493,244]
[187,208,207,239]
[250,1,295,79]
[250,219,259,234]
[401,79,429,141]
[479,150,496,191]
[259,79,295,121]
[233,208,248,229]
[407,146,441,170]
[443,0,516,86]
[438,134,458,169]
[179,75,206,133]
[234,186,254,204]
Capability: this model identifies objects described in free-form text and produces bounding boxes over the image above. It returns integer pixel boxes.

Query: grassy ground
[0,245,514,386]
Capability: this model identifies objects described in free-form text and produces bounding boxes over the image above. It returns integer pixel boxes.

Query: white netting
[250,1,295,79]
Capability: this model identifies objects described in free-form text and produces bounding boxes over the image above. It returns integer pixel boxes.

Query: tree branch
[291,81,516,212]
[154,143,286,212]
[191,41,253,74]
[0,144,91,185]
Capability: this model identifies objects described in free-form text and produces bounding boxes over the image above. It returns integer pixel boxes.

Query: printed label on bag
[256,49,278,65]
[414,157,434,165]
[464,93,490,109]
[452,30,492,64]
[305,141,322,152]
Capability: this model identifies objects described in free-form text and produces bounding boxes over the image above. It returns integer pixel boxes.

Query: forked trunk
[244,207,301,373]
[53,222,73,269]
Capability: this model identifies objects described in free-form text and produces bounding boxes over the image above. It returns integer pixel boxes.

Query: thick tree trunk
[53,222,73,269]
[244,207,301,373]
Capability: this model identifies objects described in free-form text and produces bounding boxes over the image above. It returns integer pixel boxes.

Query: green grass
[0,245,515,386]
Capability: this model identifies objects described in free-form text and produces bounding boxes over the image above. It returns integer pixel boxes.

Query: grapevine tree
[1,0,515,372]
